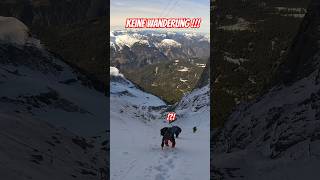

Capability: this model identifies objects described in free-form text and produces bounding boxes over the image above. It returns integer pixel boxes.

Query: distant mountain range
[110,30,209,68]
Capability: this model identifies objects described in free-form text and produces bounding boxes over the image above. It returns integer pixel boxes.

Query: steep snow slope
[0,41,107,137]
[213,69,320,179]
[0,17,107,179]
[0,113,106,180]
[110,67,210,180]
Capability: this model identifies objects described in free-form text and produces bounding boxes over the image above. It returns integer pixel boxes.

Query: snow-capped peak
[115,33,149,48]
[184,32,198,39]
[158,39,181,47]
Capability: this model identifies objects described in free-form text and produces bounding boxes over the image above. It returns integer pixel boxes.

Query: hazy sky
[110,0,210,33]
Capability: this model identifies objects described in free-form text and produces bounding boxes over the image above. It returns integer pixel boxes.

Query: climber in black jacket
[160,127,176,149]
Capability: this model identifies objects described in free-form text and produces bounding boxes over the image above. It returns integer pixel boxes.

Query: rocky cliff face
[0,17,107,180]
[195,58,210,89]
[276,0,320,85]
[0,0,106,26]
[211,0,310,127]
[212,1,320,179]
[0,0,108,87]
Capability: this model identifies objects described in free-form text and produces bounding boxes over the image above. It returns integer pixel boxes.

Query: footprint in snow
[166,159,173,165]
[154,164,167,172]
[145,167,152,171]
[155,174,165,180]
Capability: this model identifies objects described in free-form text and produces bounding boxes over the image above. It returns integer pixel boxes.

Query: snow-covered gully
[110,67,210,180]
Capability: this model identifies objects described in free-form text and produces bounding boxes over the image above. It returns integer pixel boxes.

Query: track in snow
[110,101,209,180]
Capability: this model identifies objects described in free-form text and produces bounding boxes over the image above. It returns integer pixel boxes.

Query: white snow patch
[218,18,251,31]
[158,39,181,48]
[0,16,29,45]
[274,7,307,13]
[177,67,190,72]
[273,7,306,18]
[115,34,149,48]
[110,31,115,37]
[180,78,188,83]
[184,32,198,39]
[155,66,158,75]
[281,14,305,18]
[196,63,206,68]
[0,16,41,47]
[110,67,123,77]
[110,42,116,49]
[248,77,256,84]
[224,53,249,65]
